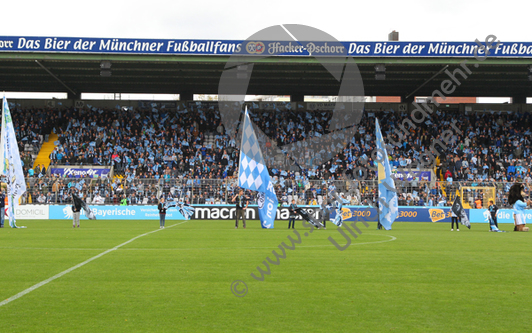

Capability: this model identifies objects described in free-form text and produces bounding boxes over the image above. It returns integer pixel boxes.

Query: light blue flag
[238,107,278,229]
[375,118,398,230]
[1,97,27,228]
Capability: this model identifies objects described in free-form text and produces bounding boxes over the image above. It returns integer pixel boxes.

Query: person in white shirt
[93,193,104,204]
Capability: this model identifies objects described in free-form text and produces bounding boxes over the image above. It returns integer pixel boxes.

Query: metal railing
[19,176,525,209]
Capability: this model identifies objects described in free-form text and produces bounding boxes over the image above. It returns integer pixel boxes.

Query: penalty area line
[0,221,189,308]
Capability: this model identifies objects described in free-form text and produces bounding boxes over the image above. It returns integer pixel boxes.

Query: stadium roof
[1,52,531,100]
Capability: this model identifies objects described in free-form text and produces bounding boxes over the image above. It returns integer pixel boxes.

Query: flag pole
[0,95,6,226]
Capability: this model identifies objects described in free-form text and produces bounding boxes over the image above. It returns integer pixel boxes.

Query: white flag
[1,97,27,228]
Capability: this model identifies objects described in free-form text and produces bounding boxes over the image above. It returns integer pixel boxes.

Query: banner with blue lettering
[1,36,532,58]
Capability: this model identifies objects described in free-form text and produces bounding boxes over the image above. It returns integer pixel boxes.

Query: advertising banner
[194,205,462,223]
[23,204,532,224]
[334,206,464,223]
[49,167,111,178]
[1,36,532,58]
[191,205,318,221]
[306,102,337,111]
[49,205,185,220]
[469,208,532,224]
[393,170,432,181]
[14,204,49,220]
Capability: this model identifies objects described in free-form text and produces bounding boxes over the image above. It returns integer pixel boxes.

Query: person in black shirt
[320,199,330,229]
[72,195,82,228]
[158,197,167,229]
[288,199,297,229]
[0,189,5,228]
[232,189,248,229]
[488,199,499,229]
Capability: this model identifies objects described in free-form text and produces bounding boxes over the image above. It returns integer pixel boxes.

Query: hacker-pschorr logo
[246,41,265,54]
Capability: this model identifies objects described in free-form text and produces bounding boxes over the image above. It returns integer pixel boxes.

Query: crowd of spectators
[11,105,56,174]
[10,103,532,207]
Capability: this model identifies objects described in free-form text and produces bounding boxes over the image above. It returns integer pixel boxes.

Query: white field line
[0,221,188,308]
[0,235,397,252]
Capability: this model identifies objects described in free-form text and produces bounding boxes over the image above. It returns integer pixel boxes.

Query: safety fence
[19,176,525,209]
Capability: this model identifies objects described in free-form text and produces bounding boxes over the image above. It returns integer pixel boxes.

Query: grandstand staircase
[33,133,58,170]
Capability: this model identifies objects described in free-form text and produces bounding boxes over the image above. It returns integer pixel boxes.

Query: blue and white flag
[165,201,195,220]
[1,97,27,228]
[238,107,277,229]
[375,118,398,230]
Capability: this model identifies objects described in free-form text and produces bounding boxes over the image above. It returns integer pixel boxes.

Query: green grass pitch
[0,219,531,332]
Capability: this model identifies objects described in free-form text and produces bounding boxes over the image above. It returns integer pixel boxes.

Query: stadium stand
[11,103,532,208]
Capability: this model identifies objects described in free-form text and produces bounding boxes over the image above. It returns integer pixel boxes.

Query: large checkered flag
[451,196,470,229]
[238,107,278,229]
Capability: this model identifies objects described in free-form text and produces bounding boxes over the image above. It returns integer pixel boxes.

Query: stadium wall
[14,205,532,224]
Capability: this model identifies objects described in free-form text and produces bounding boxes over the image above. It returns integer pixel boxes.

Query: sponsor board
[330,207,377,221]
[49,205,185,220]
[14,204,49,220]
[469,209,532,224]
[259,102,295,111]
[50,167,111,178]
[336,207,466,223]
[23,205,522,225]
[393,170,432,181]
[2,36,532,58]
[307,102,337,111]
[191,205,320,221]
